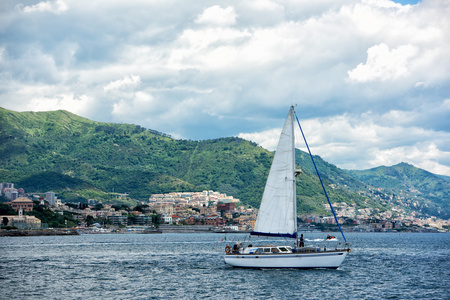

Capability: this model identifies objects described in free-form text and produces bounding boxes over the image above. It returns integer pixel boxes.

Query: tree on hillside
[112,204,130,211]
[134,204,149,212]
[86,215,94,226]
[27,205,76,228]
[0,203,17,215]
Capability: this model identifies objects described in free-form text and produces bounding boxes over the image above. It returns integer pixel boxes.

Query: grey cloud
[0,0,448,175]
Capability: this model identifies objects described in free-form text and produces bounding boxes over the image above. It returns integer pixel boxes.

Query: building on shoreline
[1,213,41,229]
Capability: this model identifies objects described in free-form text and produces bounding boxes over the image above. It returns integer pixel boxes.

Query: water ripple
[1,232,449,299]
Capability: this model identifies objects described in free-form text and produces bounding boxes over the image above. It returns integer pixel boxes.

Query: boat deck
[226,245,351,255]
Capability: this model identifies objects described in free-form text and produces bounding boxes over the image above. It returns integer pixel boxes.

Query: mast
[290,106,299,247]
[290,106,297,237]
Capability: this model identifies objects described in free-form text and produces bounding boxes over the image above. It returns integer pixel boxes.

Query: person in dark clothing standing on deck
[299,234,305,247]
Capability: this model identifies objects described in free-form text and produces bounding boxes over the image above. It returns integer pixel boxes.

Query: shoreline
[1,226,447,237]
[0,229,79,237]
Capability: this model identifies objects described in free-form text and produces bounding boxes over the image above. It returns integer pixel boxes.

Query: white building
[161,214,173,224]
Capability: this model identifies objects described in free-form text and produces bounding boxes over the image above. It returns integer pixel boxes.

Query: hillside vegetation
[0,107,372,214]
[1,107,448,218]
[347,163,450,219]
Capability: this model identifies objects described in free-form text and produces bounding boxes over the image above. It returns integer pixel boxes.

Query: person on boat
[299,234,304,247]
[232,243,240,254]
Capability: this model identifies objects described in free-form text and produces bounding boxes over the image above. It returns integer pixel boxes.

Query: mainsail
[251,107,297,238]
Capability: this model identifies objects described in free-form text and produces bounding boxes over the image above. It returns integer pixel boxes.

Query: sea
[1,232,449,299]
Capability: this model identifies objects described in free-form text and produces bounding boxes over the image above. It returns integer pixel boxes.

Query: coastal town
[1,182,448,234]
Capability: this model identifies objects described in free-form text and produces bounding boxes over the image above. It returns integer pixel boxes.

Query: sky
[1,0,449,176]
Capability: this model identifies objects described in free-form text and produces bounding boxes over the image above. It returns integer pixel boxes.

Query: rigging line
[293,109,347,243]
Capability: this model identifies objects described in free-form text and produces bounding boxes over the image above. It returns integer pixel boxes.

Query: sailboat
[224,106,351,269]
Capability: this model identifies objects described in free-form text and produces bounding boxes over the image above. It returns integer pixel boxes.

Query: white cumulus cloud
[195,5,237,26]
[20,0,68,14]
[104,75,141,92]
[26,93,93,116]
[348,43,418,82]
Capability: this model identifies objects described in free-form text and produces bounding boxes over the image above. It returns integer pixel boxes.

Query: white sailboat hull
[224,251,348,269]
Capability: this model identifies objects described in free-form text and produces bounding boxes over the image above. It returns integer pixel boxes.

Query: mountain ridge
[1,107,448,219]
[346,162,449,219]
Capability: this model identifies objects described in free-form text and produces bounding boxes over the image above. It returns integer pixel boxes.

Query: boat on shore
[224,106,351,269]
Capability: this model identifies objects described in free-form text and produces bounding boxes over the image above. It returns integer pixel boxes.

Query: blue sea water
[1,232,449,299]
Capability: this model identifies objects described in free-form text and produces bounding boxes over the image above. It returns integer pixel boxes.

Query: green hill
[0,108,272,205]
[0,107,379,215]
[294,149,383,212]
[346,163,450,219]
[1,107,447,219]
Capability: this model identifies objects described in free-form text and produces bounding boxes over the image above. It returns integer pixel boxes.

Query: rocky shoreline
[0,229,79,237]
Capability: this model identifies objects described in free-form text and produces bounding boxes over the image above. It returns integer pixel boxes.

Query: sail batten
[252,107,297,238]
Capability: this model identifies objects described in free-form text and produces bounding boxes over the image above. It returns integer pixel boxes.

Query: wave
[305,238,324,242]
[305,238,339,242]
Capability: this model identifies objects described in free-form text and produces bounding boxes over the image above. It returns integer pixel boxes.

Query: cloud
[348,43,418,82]
[0,0,449,175]
[104,75,141,92]
[369,143,450,176]
[238,128,282,151]
[20,0,68,14]
[26,92,93,116]
[195,5,237,26]
[240,105,450,176]
[112,91,155,119]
